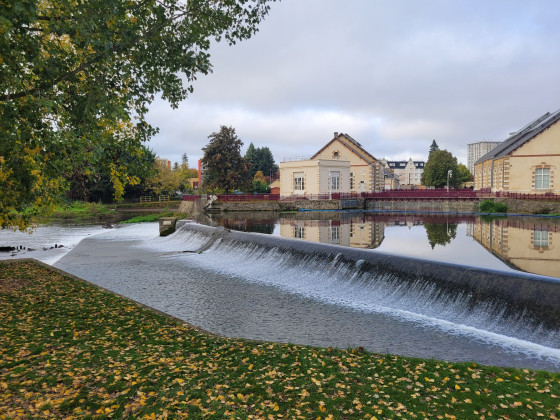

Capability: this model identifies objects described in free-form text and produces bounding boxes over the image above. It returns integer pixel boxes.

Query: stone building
[279,132,384,197]
[380,158,425,187]
[474,109,560,194]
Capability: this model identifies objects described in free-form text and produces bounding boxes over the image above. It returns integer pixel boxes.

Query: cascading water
[53,221,560,372]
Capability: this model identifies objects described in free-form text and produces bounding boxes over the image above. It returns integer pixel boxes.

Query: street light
[447,169,453,192]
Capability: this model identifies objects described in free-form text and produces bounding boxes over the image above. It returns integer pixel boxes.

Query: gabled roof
[387,160,425,169]
[311,132,377,164]
[475,108,560,164]
[384,168,396,178]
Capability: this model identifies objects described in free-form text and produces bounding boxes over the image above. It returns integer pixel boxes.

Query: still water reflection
[209,212,560,279]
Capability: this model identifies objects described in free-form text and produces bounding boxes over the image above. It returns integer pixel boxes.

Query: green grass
[119,212,188,224]
[40,201,115,221]
[1,260,558,419]
[119,213,167,223]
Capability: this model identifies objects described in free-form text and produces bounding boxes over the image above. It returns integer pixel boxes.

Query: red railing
[362,188,479,200]
[182,195,198,201]
[494,191,560,201]
[184,189,558,203]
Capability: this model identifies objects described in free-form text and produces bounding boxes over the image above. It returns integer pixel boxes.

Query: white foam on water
[136,229,560,368]
[0,224,107,265]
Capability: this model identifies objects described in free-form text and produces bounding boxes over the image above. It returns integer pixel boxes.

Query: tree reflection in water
[424,222,457,248]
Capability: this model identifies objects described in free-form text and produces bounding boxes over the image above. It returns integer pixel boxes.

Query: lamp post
[447,169,453,192]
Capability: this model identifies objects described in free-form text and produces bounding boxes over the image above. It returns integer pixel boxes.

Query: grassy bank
[34,201,183,224]
[1,261,558,419]
[38,202,116,222]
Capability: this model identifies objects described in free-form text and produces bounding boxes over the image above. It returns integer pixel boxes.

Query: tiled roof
[475,108,560,164]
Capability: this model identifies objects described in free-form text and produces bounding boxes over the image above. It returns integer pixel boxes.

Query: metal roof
[475,108,560,164]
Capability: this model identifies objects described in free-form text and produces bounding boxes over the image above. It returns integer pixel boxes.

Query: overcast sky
[146,0,560,168]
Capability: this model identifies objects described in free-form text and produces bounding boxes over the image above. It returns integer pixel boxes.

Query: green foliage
[68,146,157,203]
[250,171,270,193]
[202,126,251,193]
[1,260,558,419]
[456,163,472,185]
[429,139,440,155]
[45,201,114,220]
[119,212,176,224]
[0,0,275,229]
[245,142,278,179]
[479,200,508,213]
[424,223,457,249]
[421,149,459,188]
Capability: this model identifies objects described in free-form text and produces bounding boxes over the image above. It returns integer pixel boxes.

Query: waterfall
[160,221,560,351]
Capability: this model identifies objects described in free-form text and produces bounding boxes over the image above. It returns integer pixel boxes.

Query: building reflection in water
[280,216,385,249]
[209,212,560,278]
[467,217,560,278]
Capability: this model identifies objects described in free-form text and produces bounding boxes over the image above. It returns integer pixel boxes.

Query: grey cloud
[147,0,560,168]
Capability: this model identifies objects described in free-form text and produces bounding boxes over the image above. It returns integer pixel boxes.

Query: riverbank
[37,201,183,224]
[1,260,558,419]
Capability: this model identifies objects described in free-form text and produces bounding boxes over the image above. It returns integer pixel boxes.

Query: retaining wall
[366,200,479,213]
[498,198,560,214]
[205,197,559,215]
[216,200,340,212]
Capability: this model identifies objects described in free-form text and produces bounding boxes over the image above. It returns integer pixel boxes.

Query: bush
[479,200,508,213]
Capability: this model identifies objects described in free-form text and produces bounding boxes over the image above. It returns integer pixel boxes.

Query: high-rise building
[467,141,500,174]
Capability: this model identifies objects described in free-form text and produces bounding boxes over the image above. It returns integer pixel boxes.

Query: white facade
[380,158,425,187]
[467,141,500,174]
[279,132,385,197]
[279,159,351,197]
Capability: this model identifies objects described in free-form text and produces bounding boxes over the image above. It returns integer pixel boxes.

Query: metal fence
[181,189,559,203]
[363,189,479,200]
[494,191,560,201]
[215,194,280,202]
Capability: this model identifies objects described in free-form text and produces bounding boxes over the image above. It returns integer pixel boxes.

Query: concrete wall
[498,198,560,214]
[216,200,341,212]
[205,197,559,215]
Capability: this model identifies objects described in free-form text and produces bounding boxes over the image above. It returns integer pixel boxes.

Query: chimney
[334,132,338,138]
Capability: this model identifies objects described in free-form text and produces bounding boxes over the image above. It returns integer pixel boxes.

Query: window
[294,172,305,191]
[350,172,355,190]
[294,226,305,239]
[535,168,550,189]
[330,226,339,244]
[330,171,340,190]
[534,230,549,248]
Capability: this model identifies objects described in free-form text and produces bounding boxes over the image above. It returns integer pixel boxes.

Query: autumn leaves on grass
[0,260,558,419]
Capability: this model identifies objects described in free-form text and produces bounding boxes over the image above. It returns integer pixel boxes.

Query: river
[1,214,559,372]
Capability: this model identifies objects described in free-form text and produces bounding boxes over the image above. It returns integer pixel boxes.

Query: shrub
[479,200,508,213]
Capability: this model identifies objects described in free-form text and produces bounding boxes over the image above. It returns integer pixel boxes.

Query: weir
[174,221,560,339]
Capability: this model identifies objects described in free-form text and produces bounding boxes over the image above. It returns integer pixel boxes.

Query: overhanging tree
[0,0,275,229]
